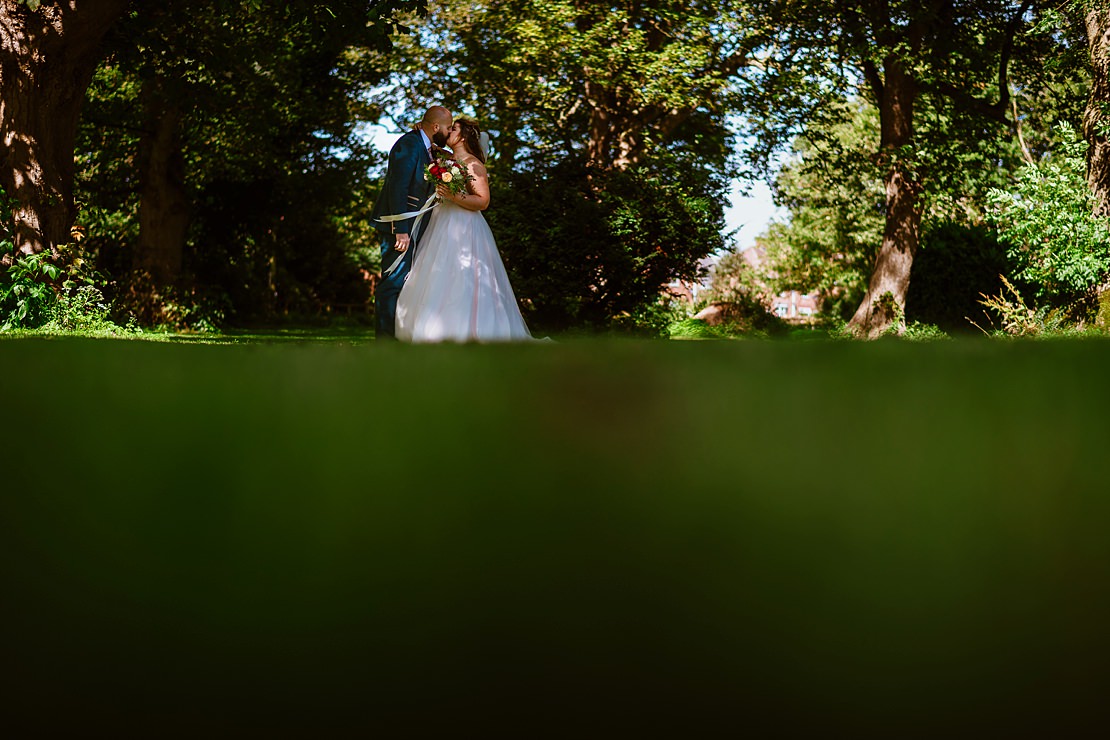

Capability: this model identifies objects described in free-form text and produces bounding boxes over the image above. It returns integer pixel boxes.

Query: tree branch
[921,0,1032,131]
[924,78,1011,125]
[995,0,1034,117]
[836,0,883,98]
[862,57,884,101]
[1012,95,1035,165]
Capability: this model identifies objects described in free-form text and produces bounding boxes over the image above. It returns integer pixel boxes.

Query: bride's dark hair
[455,118,486,164]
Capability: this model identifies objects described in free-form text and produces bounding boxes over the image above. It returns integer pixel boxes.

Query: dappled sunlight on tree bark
[0,0,129,255]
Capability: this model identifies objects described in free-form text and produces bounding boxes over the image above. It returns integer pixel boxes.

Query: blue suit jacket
[371,129,435,237]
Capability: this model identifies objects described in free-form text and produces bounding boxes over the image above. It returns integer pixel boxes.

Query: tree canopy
[362,0,768,326]
[2,0,1109,336]
[2,0,423,327]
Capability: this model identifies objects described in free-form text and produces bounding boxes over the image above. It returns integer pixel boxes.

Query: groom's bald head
[420,105,453,147]
[422,106,452,129]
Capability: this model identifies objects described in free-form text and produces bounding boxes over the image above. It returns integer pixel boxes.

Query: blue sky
[361,123,780,254]
[724,178,781,254]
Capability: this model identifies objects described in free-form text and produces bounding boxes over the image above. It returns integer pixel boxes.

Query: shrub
[906,222,1012,332]
[970,275,1098,337]
[610,294,698,338]
[2,187,134,334]
[487,153,726,331]
[694,296,791,339]
[901,322,950,341]
[116,270,229,332]
[1,248,60,330]
[667,318,726,339]
[1,188,59,329]
[44,285,134,334]
[986,123,1110,306]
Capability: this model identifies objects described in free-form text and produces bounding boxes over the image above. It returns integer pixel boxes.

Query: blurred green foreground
[3,336,1109,732]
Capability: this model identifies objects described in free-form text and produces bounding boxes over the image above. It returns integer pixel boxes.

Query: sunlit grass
[0,324,380,345]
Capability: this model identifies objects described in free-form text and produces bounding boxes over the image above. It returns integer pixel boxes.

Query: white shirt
[418,129,432,161]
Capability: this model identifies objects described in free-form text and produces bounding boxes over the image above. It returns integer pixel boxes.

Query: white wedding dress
[395,199,534,343]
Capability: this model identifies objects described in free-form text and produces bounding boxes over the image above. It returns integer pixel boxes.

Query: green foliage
[488,154,726,329]
[42,285,134,334]
[1,249,59,330]
[2,189,56,329]
[8,0,1096,335]
[905,223,1013,333]
[744,83,1079,328]
[118,271,230,333]
[735,0,1084,336]
[1,239,133,334]
[614,294,698,339]
[2,187,135,333]
[705,248,763,306]
[372,0,742,329]
[743,1,1080,171]
[716,295,793,338]
[610,292,787,341]
[900,322,951,341]
[677,272,791,338]
[753,100,885,321]
[877,291,904,338]
[987,124,1110,304]
[974,276,1064,337]
[379,0,760,166]
[667,318,726,339]
[970,275,1098,337]
[73,1,406,326]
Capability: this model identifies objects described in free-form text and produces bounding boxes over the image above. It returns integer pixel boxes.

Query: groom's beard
[432,131,449,147]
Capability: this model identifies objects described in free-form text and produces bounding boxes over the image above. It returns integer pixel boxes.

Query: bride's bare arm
[437,162,490,211]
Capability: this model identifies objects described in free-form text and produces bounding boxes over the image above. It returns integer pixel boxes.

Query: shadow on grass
[166,325,379,345]
[6,335,1110,727]
[4,334,1110,731]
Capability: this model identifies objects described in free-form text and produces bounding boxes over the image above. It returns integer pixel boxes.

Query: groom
[372,105,453,338]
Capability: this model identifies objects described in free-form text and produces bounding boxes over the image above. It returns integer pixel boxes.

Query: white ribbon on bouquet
[377,194,439,277]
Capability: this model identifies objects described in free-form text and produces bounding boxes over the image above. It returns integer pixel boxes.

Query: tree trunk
[848,58,922,338]
[1085,9,1110,216]
[135,74,189,285]
[584,79,615,169]
[0,1,128,256]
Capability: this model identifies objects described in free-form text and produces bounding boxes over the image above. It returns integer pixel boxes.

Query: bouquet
[424,150,473,200]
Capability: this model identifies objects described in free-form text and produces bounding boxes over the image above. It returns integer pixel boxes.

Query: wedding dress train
[395,199,533,343]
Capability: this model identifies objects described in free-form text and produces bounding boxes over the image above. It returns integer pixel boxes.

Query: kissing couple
[371,105,534,343]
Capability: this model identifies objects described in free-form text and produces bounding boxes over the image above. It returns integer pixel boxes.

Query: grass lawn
[4,334,1109,731]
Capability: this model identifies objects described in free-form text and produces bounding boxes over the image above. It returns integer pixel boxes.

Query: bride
[395,118,534,343]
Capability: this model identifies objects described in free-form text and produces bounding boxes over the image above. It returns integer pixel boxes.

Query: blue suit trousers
[376,234,415,339]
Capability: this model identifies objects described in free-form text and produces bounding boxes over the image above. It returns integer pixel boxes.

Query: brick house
[665,255,718,304]
[727,244,822,323]
[770,290,820,321]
